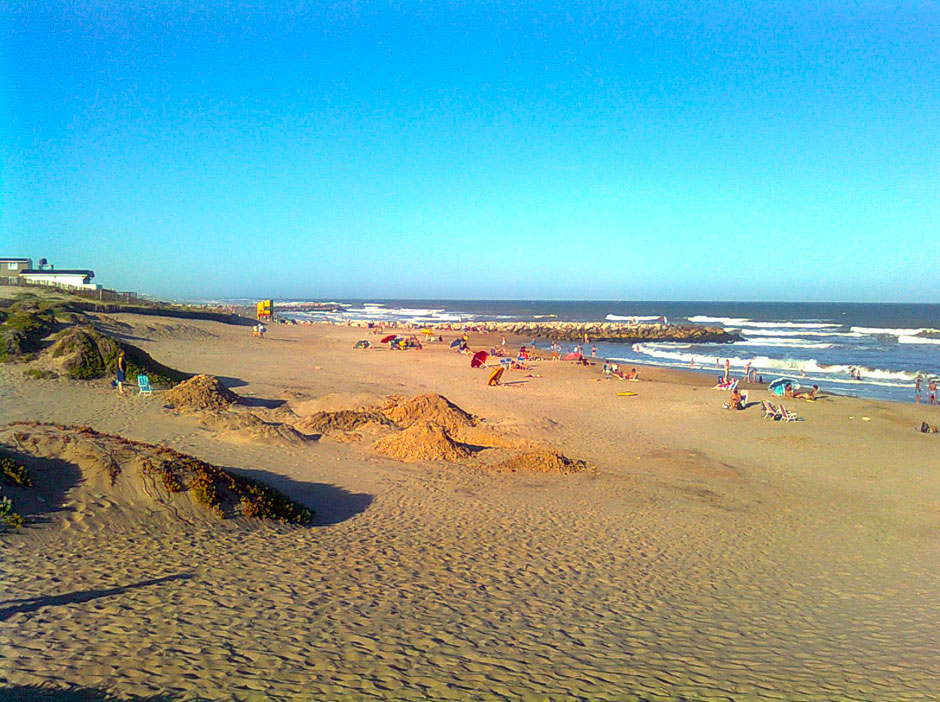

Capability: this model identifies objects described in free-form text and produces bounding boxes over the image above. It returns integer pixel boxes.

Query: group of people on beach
[915,377,938,404]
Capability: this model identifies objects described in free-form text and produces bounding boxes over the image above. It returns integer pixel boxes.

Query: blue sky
[2,1,938,301]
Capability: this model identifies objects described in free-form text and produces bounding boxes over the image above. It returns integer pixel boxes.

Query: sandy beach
[2,303,939,701]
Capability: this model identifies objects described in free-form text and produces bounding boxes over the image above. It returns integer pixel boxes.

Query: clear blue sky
[2,1,938,301]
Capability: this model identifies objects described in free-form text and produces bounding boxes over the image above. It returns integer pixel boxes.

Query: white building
[19,268,99,291]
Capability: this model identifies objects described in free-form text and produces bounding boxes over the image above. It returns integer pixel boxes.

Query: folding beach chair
[762,400,781,420]
[137,374,153,396]
[713,378,738,391]
[778,404,803,422]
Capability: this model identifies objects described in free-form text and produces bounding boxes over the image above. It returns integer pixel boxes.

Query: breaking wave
[606,314,665,322]
[898,335,940,345]
[739,328,863,338]
[632,344,919,385]
[851,326,940,337]
[735,339,834,349]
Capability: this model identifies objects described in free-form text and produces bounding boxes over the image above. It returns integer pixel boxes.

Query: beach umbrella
[380,334,397,344]
[450,339,462,348]
[421,328,434,336]
[768,378,800,396]
[471,350,488,368]
[487,366,505,386]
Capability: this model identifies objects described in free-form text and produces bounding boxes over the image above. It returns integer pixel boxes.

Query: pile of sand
[200,412,308,447]
[381,394,478,435]
[294,409,392,436]
[490,449,590,475]
[164,375,240,412]
[374,421,472,462]
[0,422,313,524]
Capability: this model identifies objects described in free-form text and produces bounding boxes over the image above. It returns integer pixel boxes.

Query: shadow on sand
[226,467,373,527]
[0,573,194,623]
[0,452,82,526]
[0,684,182,702]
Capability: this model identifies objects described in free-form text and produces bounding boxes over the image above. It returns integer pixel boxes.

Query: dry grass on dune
[0,422,313,524]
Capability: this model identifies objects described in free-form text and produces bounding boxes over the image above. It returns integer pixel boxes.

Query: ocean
[253,299,939,404]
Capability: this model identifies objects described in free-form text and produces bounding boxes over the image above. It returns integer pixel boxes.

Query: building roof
[0,258,32,263]
[21,269,95,277]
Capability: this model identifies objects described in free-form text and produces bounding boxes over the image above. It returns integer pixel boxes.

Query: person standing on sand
[116,350,127,394]
[929,379,938,405]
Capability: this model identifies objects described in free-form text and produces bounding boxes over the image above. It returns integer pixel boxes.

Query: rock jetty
[470,321,740,344]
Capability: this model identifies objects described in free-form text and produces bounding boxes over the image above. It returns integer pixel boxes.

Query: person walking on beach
[116,350,127,394]
[915,377,922,403]
[929,379,938,405]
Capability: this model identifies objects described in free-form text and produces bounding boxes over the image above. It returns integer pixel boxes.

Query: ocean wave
[731,321,841,329]
[851,326,940,337]
[631,344,919,384]
[606,314,664,322]
[740,329,862,338]
[735,339,834,349]
[898,335,940,345]
[690,315,841,329]
[688,315,750,325]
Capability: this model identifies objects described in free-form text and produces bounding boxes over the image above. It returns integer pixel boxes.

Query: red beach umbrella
[471,350,488,368]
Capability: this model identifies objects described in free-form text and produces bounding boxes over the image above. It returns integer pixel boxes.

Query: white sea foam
[688,315,750,325]
[690,315,841,329]
[898,335,940,345]
[631,344,919,385]
[735,339,834,349]
[606,314,664,322]
[851,326,940,337]
[740,329,862,338]
[732,321,841,329]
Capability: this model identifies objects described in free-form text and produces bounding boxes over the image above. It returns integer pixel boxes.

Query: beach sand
[2,309,939,701]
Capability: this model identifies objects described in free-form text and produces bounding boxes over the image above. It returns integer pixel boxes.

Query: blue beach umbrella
[768,378,800,396]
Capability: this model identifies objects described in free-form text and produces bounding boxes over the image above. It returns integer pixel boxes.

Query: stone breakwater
[469,322,741,343]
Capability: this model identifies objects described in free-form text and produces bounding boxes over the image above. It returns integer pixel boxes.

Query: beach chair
[762,400,780,420]
[137,374,153,396]
[713,378,738,391]
[778,404,803,422]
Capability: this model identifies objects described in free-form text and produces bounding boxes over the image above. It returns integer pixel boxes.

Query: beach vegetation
[24,368,58,380]
[0,454,33,487]
[0,492,25,530]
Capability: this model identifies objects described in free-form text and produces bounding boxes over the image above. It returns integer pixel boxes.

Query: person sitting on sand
[794,384,819,400]
[729,387,744,410]
[626,368,638,380]
[784,383,795,398]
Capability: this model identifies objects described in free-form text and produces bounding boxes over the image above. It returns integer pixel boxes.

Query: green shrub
[0,456,33,487]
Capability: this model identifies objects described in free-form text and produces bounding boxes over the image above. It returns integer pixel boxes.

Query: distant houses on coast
[0,256,135,301]
[1,256,98,291]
